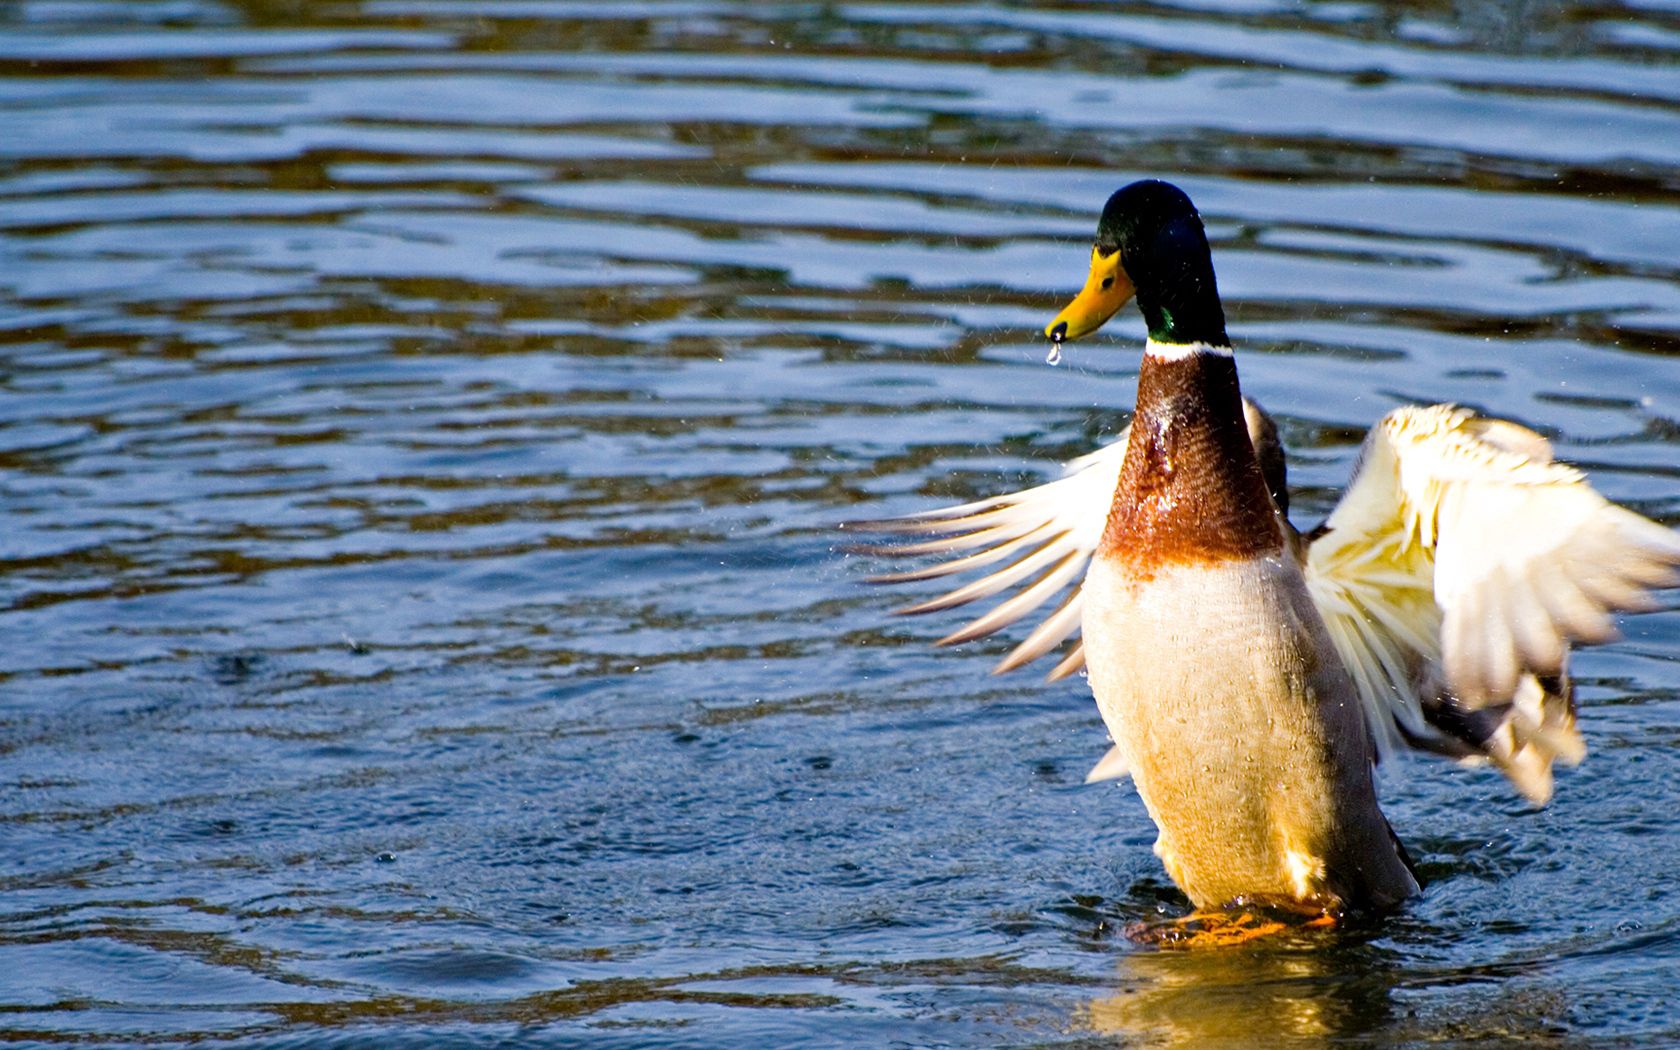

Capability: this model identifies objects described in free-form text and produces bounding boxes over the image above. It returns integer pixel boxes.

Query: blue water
[1,0,1679,1045]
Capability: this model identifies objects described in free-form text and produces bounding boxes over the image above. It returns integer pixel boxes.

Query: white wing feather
[1306,404,1680,798]
[846,426,1131,680]
[1084,744,1130,784]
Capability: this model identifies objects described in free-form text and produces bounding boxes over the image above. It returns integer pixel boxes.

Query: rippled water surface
[3,0,1680,1045]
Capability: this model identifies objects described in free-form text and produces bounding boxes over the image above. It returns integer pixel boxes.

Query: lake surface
[2,0,1679,1045]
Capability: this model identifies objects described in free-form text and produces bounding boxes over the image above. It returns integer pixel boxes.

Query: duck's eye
[1101,276,1115,289]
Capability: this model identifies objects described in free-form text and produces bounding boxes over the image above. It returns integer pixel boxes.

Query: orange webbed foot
[1125,904,1338,949]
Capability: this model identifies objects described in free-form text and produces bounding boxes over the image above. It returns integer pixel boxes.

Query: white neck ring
[1144,338,1234,361]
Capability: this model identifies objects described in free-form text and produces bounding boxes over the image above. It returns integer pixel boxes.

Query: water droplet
[1045,342,1062,366]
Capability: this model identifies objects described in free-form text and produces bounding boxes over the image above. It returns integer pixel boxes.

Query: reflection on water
[1,0,1678,1045]
[1084,940,1388,1048]
[1082,924,1603,1048]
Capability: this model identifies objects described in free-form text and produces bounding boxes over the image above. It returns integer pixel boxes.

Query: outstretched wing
[1306,404,1680,802]
[845,426,1132,682]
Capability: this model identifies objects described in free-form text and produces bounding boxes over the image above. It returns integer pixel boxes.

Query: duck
[851,179,1680,923]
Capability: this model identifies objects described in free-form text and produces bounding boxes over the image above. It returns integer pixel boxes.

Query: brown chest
[1098,350,1283,575]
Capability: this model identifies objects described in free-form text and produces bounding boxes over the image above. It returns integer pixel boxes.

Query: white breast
[1081,551,1409,909]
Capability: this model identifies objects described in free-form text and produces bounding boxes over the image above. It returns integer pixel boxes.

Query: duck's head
[1044,179,1229,350]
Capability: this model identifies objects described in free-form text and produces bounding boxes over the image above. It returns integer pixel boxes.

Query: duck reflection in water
[1080,936,1392,1047]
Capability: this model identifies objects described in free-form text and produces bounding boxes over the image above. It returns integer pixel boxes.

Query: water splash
[1045,342,1062,366]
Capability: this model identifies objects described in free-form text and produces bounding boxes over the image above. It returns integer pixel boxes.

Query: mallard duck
[852,180,1680,918]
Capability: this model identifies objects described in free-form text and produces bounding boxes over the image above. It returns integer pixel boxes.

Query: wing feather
[842,424,1131,678]
[1306,403,1680,802]
[936,550,1086,647]
[994,590,1084,675]
[1084,744,1130,784]
[893,531,1072,615]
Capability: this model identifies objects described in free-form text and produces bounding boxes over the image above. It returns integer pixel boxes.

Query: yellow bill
[1044,246,1134,345]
